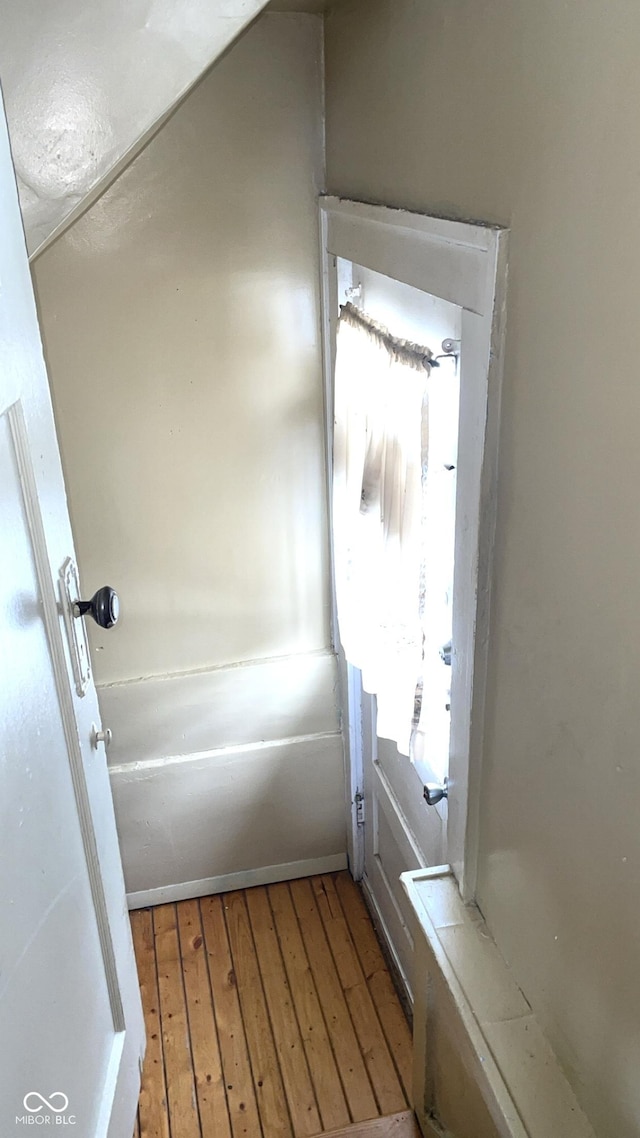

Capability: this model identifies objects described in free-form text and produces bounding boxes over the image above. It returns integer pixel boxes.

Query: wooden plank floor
[130,871,413,1138]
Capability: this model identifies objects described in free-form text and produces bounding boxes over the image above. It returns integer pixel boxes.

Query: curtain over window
[332,301,433,756]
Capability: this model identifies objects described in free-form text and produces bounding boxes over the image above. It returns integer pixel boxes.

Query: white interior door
[0,94,144,1137]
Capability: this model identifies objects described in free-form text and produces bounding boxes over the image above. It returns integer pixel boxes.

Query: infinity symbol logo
[23,1092,69,1113]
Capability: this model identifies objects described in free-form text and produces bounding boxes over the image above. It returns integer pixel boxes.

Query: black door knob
[74,586,120,629]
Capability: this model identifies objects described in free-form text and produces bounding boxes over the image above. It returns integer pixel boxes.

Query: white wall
[34,12,346,899]
[325,3,640,1136]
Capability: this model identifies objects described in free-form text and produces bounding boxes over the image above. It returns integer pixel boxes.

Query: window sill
[400,867,596,1138]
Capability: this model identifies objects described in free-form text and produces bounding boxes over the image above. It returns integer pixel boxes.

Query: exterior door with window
[321,197,507,1003]
[0,92,144,1137]
[339,264,462,995]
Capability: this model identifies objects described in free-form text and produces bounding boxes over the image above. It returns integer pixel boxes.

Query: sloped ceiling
[0,0,270,257]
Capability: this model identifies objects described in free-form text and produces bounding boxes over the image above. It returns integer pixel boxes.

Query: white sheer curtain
[332,302,433,756]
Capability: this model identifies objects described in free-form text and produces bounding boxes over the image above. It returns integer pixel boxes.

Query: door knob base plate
[59,557,91,697]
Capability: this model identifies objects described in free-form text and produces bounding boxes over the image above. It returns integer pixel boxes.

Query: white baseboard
[127,852,348,909]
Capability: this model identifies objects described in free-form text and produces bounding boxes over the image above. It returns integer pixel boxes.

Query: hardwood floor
[130,872,413,1138]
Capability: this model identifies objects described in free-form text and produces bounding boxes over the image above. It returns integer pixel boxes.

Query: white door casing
[319,197,508,932]
[0,90,144,1138]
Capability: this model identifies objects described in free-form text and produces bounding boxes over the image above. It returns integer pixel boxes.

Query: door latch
[354,791,365,826]
[91,725,113,750]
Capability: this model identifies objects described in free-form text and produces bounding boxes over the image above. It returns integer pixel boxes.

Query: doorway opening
[342,261,462,792]
[332,256,462,994]
[320,197,507,996]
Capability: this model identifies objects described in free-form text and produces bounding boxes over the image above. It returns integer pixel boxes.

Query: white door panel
[0,89,143,1138]
[367,781,421,990]
[376,737,446,867]
[1,412,116,1131]
[362,692,444,997]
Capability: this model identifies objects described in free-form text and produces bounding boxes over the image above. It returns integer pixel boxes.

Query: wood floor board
[130,907,170,1138]
[224,889,293,1138]
[333,873,413,1101]
[289,878,379,1125]
[200,895,262,1138]
[131,872,413,1138]
[154,903,202,1138]
[311,877,407,1117]
[176,900,232,1138]
[245,886,322,1137]
[268,881,351,1132]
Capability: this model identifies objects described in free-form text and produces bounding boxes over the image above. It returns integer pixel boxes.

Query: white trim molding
[110,729,346,900]
[127,853,348,910]
[401,868,597,1138]
[104,651,346,900]
[319,196,509,902]
[320,196,503,316]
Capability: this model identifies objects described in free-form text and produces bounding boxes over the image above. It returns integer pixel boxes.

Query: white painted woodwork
[0,92,143,1138]
[101,651,346,900]
[323,199,499,317]
[325,7,640,1132]
[128,855,347,910]
[320,198,507,999]
[99,651,339,768]
[0,0,270,256]
[402,868,597,1138]
[34,16,344,902]
[112,732,346,902]
[363,737,444,999]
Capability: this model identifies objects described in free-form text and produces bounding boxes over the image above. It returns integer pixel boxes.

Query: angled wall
[34,13,345,900]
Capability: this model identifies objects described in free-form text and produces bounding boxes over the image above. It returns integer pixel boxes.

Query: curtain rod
[340,301,435,372]
[340,299,460,370]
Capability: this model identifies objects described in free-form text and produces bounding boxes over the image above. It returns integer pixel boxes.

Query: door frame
[318,196,508,902]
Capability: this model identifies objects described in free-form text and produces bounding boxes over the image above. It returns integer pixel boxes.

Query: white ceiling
[0,0,270,257]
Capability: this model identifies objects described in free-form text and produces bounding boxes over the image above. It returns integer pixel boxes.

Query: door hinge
[354,791,365,826]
